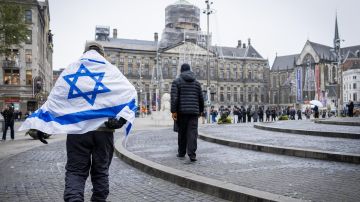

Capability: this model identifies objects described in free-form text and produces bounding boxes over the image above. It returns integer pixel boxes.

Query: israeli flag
[19,50,137,135]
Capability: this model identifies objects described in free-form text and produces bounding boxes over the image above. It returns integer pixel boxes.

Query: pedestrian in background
[1,104,15,141]
[305,107,311,119]
[241,106,246,123]
[348,100,354,117]
[265,107,270,122]
[314,105,319,118]
[171,63,204,162]
[246,106,252,123]
[271,107,277,121]
[258,107,264,122]
[233,106,239,124]
[252,108,258,122]
[297,108,302,120]
[210,106,218,123]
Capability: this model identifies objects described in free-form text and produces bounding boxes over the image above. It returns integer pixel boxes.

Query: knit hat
[84,40,105,56]
[180,63,190,72]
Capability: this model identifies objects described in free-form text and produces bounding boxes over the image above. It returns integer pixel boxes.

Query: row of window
[344,93,358,102]
[3,70,33,85]
[118,63,264,80]
[115,57,151,65]
[344,83,357,90]
[344,75,358,81]
[219,86,264,93]
[112,55,265,73]
[218,93,265,103]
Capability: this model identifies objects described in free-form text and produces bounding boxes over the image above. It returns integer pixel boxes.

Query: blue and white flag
[19,50,137,135]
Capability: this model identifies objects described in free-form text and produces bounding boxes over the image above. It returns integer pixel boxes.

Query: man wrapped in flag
[19,41,137,201]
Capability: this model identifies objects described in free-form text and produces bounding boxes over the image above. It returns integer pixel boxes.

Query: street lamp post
[336,41,343,116]
[203,0,214,123]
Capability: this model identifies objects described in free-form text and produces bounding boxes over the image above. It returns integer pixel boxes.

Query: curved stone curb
[254,124,360,139]
[114,137,305,202]
[198,132,360,164]
[314,120,360,126]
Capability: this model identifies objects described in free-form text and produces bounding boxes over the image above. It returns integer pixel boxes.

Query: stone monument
[151,93,173,126]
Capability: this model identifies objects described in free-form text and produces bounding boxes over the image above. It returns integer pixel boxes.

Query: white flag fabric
[19,50,137,135]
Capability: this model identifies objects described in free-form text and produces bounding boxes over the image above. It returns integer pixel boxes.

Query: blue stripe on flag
[29,99,136,125]
[126,123,132,136]
[80,58,106,64]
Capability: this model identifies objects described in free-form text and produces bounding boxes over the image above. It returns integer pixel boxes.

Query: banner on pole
[296,67,302,103]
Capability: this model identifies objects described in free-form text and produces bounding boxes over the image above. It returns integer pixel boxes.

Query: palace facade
[92,0,269,110]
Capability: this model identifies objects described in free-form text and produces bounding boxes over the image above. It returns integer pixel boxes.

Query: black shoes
[177,154,197,162]
[190,157,197,162]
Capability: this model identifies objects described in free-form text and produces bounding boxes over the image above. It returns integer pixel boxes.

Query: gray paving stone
[0,140,226,202]
[258,120,360,134]
[199,124,360,154]
[315,117,360,126]
[126,128,360,202]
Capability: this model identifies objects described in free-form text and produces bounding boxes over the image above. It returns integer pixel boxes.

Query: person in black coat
[241,106,246,123]
[271,107,277,121]
[297,109,302,120]
[265,108,270,122]
[238,107,242,123]
[1,104,15,140]
[314,105,319,118]
[171,63,204,162]
[246,106,252,123]
[258,107,264,122]
[348,101,354,117]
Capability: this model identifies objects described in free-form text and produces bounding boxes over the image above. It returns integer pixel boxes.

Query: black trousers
[247,115,251,122]
[242,115,246,123]
[259,115,263,122]
[64,131,114,202]
[2,121,14,140]
[177,114,198,158]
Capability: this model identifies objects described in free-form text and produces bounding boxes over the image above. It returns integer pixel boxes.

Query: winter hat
[180,63,190,72]
[84,40,105,56]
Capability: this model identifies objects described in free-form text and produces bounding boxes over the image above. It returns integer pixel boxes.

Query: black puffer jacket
[170,70,204,115]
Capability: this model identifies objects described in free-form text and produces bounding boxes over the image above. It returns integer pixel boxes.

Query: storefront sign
[4,97,20,103]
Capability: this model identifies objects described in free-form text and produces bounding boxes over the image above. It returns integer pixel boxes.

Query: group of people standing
[210,105,282,123]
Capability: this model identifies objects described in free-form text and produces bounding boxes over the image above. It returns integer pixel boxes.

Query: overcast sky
[48,0,360,70]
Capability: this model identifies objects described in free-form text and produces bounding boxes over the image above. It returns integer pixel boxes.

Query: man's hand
[172,112,177,121]
[105,117,127,129]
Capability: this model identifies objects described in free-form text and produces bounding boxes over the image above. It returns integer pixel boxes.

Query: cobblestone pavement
[0,140,226,202]
[199,124,360,154]
[126,128,360,202]
[257,120,360,134]
[0,125,67,163]
[324,117,360,122]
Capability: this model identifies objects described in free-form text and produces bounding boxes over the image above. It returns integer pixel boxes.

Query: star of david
[63,64,111,105]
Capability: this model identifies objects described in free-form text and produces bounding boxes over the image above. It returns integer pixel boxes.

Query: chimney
[237,40,242,48]
[248,38,251,46]
[242,43,246,48]
[113,29,117,39]
[154,32,158,42]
